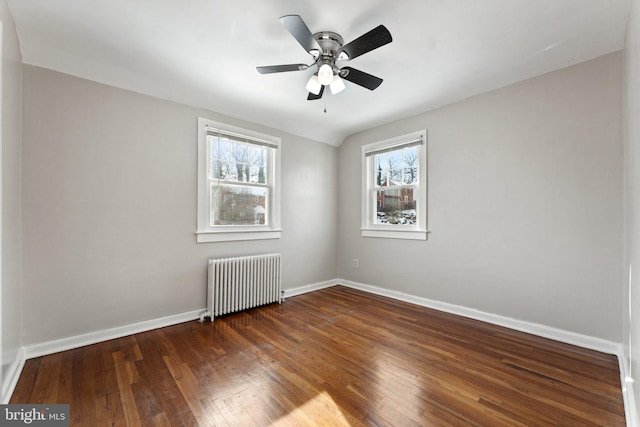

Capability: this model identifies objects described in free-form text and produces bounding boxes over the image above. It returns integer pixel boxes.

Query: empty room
[1,0,640,425]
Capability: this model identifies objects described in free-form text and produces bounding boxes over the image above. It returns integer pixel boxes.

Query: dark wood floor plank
[28,352,63,403]
[9,357,41,404]
[10,286,626,426]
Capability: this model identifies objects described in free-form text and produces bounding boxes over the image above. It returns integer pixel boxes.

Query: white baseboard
[6,279,634,426]
[2,347,25,404]
[619,349,640,427]
[283,279,339,299]
[18,278,338,363]
[23,309,203,360]
[338,279,620,355]
[338,279,637,425]
[19,277,341,361]
[627,383,640,427]
[3,280,338,402]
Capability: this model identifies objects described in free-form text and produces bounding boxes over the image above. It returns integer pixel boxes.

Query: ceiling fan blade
[256,64,309,74]
[338,25,392,61]
[279,15,321,53]
[340,67,383,90]
[307,85,325,100]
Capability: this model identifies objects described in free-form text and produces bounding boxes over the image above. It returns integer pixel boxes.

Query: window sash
[371,185,418,226]
[210,183,270,227]
[373,145,420,187]
[365,137,422,157]
[206,126,279,150]
[207,135,270,185]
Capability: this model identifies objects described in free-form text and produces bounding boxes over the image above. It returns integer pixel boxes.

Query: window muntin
[197,118,281,242]
[362,131,427,240]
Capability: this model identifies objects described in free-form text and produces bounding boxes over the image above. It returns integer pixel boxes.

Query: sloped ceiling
[7,0,631,145]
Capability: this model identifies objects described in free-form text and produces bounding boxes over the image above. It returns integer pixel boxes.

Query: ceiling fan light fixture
[317,63,334,85]
[329,75,345,94]
[306,74,322,95]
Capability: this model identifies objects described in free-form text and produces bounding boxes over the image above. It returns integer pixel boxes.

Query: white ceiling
[7,0,631,146]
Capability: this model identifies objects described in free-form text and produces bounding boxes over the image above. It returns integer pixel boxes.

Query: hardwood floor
[11,286,625,426]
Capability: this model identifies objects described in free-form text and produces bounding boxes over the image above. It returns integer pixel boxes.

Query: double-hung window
[196,118,281,242]
[362,130,428,240]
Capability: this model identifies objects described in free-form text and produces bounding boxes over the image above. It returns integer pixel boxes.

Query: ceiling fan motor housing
[312,31,347,72]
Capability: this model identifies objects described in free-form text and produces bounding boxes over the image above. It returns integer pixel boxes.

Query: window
[362,130,428,240]
[197,118,281,242]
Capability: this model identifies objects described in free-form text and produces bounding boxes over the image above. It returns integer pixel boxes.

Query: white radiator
[201,253,283,322]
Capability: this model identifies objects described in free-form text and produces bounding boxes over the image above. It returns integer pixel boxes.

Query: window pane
[388,150,402,169]
[210,139,269,185]
[374,188,416,225]
[215,138,231,160]
[390,165,402,184]
[374,154,388,187]
[232,144,248,162]
[228,158,239,181]
[250,166,266,184]
[249,146,267,183]
[211,185,268,226]
[403,167,418,184]
[402,147,418,168]
[402,147,418,184]
[375,153,388,171]
[211,159,223,179]
[374,146,421,187]
[375,164,388,187]
[249,146,267,167]
[210,137,235,180]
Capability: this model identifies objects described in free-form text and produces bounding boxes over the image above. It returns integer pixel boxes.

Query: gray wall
[623,0,640,420]
[21,65,337,345]
[1,0,22,402]
[338,52,623,342]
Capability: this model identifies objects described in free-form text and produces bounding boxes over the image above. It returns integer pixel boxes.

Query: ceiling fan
[256,15,392,100]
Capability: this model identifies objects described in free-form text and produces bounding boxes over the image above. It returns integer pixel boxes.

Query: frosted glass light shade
[329,75,346,94]
[305,75,322,95]
[317,64,334,85]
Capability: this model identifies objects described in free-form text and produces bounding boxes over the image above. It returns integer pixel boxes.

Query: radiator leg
[280,290,286,303]
[199,311,211,323]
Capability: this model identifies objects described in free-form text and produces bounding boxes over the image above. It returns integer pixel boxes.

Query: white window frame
[196,117,282,243]
[361,130,428,240]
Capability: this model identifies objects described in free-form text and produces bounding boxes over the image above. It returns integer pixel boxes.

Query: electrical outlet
[353,259,359,269]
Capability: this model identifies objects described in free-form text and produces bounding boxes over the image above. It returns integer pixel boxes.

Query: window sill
[361,228,429,240]
[196,229,282,243]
